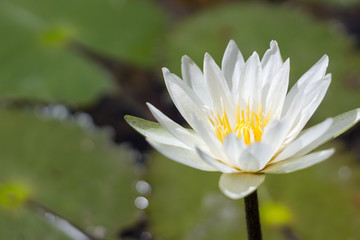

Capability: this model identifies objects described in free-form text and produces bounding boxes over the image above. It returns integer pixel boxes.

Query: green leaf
[0,10,111,105]
[0,109,138,239]
[0,0,167,104]
[0,0,167,65]
[0,207,72,240]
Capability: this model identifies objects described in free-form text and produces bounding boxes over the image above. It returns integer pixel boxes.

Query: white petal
[219,173,265,199]
[285,75,331,143]
[125,115,187,147]
[264,59,290,118]
[231,60,242,98]
[147,103,205,148]
[281,86,305,124]
[238,143,273,172]
[191,113,226,160]
[221,40,245,90]
[283,108,360,159]
[296,55,329,87]
[274,118,333,162]
[283,55,328,114]
[223,133,247,166]
[196,148,238,173]
[204,53,234,117]
[261,119,290,156]
[237,52,262,110]
[163,68,207,127]
[264,149,334,174]
[261,40,283,71]
[261,40,283,92]
[261,41,283,113]
[181,56,211,106]
[147,138,217,171]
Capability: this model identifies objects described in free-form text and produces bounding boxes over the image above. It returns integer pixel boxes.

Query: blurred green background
[0,0,360,239]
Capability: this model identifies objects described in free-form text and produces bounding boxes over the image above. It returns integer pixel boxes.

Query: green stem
[244,190,262,240]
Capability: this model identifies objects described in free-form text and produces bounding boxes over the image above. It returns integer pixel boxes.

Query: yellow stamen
[209,104,270,145]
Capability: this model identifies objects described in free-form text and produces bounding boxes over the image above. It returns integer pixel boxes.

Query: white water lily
[126,40,360,199]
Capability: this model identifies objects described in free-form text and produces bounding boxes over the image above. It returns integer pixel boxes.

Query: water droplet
[136,181,151,195]
[135,197,149,209]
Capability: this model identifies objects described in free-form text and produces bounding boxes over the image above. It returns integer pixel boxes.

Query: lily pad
[163,3,360,123]
[0,0,167,104]
[0,208,72,240]
[0,109,138,239]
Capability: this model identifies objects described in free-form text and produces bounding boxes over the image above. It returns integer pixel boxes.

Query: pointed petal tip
[146,103,158,119]
[251,51,259,56]
[124,114,132,123]
[162,67,170,75]
[249,51,260,61]
[124,115,143,128]
[204,52,215,64]
[146,102,157,113]
[320,54,329,65]
[270,39,278,44]
[227,39,238,48]
[204,52,220,71]
[269,40,279,48]
[181,55,191,62]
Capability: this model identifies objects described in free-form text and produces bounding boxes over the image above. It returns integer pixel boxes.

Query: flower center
[209,105,271,145]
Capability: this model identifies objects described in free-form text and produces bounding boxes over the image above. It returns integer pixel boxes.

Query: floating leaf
[0,109,138,239]
[0,207,71,240]
[0,0,167,104]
